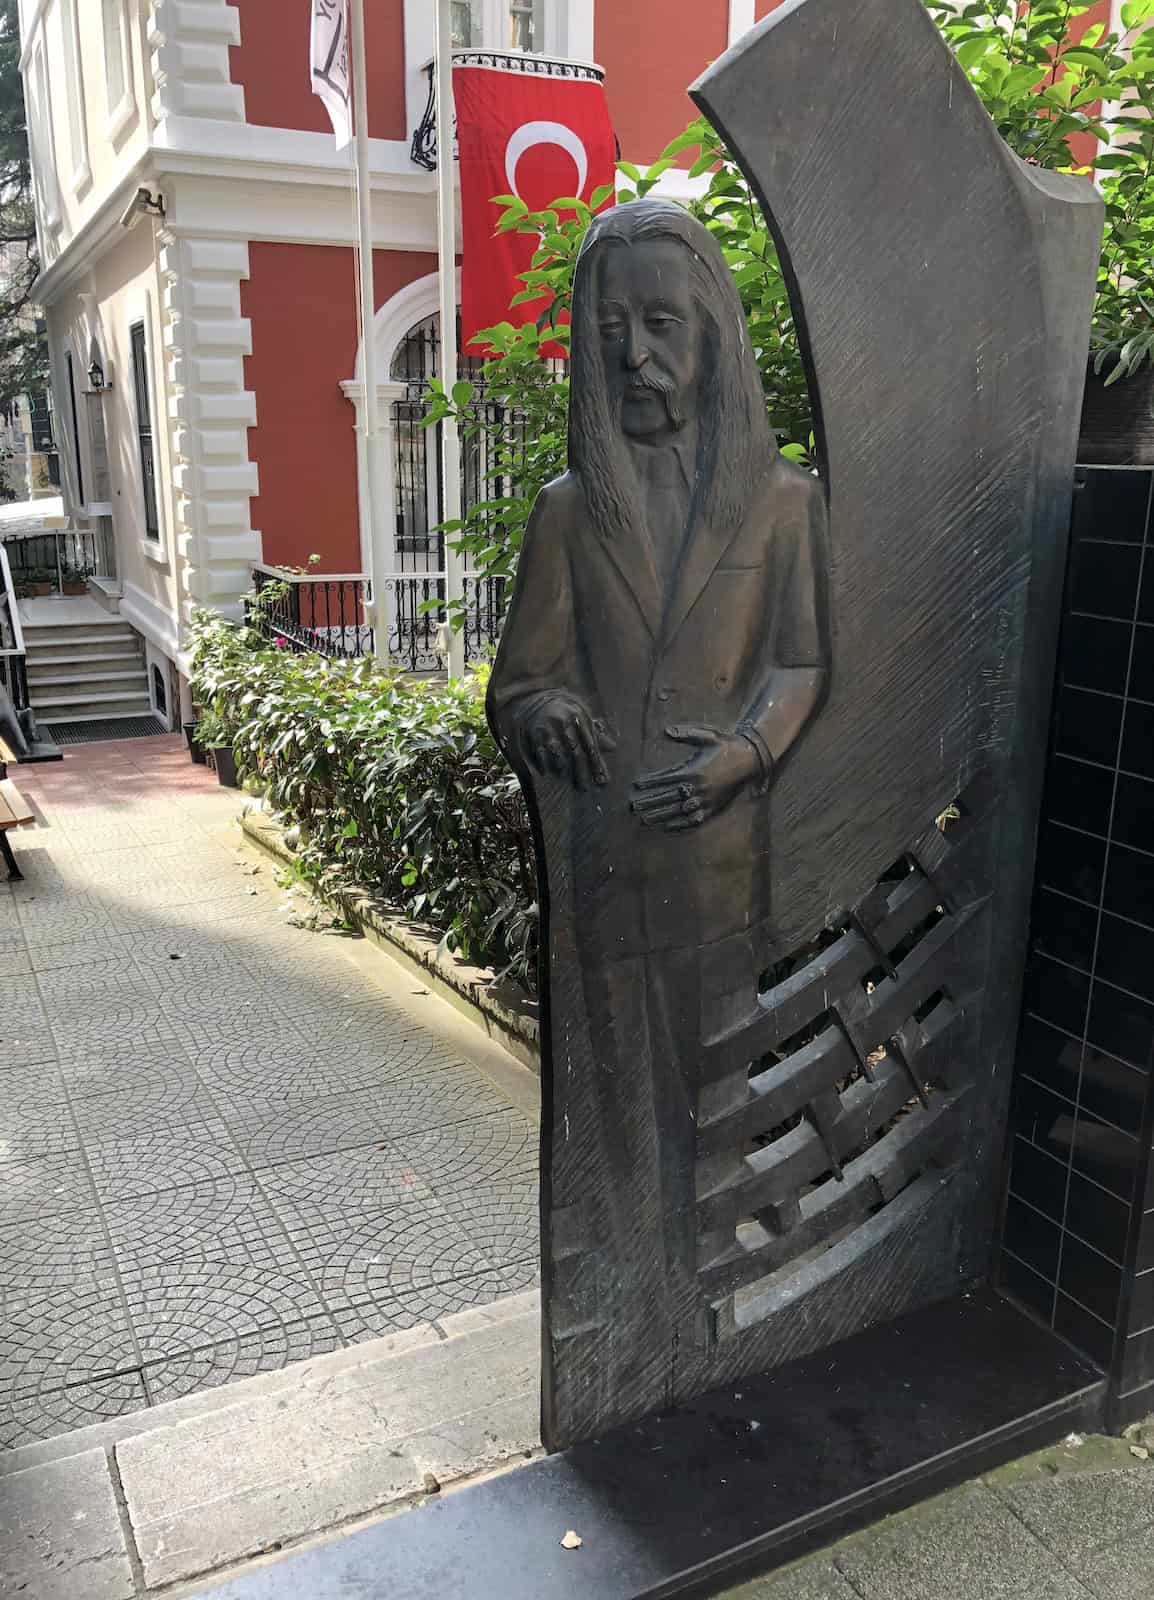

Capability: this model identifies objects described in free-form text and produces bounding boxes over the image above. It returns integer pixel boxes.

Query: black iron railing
[0,540,29,713]
[2,528,103,590]
[248,568,375,659]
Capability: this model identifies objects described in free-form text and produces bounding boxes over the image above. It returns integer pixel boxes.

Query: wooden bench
[0,737,34,880]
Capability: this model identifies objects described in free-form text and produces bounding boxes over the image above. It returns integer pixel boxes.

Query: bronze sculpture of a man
[487,197,828,1440]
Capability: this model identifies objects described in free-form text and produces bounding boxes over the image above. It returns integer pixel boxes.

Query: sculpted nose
[624,324,649,370]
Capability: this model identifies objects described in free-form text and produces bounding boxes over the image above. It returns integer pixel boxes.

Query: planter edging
[238,807,540,1074]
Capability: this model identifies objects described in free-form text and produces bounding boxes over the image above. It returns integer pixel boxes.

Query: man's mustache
[622,368,685,428]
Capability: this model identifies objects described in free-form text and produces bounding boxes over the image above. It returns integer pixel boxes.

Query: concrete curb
[1,1293,542,1599]
[238,807,540,1074]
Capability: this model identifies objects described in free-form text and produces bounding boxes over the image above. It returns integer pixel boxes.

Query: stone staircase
[23,613,151,724]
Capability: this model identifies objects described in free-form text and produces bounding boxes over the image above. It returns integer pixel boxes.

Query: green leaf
[450,380,473,408]
[617,160,641,182]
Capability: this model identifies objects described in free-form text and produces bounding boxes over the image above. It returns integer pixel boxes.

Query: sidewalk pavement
[0,735,540,1455]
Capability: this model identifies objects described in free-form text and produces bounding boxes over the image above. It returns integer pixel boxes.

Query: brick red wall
[231,0,407,140]
[597,0,729,165]
[242,244,438,572]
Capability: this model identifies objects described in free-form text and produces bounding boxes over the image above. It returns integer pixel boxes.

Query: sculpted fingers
[575,714,609,786]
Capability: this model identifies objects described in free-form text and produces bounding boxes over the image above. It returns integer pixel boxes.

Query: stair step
[30,691,153,716]
[28,670,150,690]
[39,709,157,725]
[24,630,139,650]
[26,651,144,679]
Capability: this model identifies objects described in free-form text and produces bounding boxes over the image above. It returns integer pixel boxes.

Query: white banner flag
[311,0,351,149]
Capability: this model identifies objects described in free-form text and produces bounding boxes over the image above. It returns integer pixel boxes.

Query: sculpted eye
[599,320,625,338]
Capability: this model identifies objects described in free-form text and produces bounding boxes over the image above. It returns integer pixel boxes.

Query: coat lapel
[588,511,664,640]
[661,514,743,647]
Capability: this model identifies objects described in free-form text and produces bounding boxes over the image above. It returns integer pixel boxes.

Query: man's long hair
[568,199,770,546]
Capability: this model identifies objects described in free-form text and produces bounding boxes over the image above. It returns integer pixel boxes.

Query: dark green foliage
[189,611,537,988]
[0,0,48,419]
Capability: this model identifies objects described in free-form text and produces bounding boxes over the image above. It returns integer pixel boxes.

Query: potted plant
[184,716,206,764]
[198,709,239,788]
[59,562,89,597]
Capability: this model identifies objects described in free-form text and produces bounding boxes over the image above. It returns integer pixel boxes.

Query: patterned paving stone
[1,1277,137,1401]
[56,1039,195,1103]
[0,1370,149,1451]
[141,1315,342,1407]
[441,1179,539,1270]
[122,1262,330,1363]
[0,1151,97,1222]
[68,1070,222,1142]
[194,1038,363,1106]
[0,1206,114,1296]
[256,1144,441,1216]
[85,1118,248,1202]
[274,1197,494,1309]
[0,1079,77,1162]
[395,1108,539,1196]
[104,1175,297,1275]
[330,1265,535,1345]
[228,1076,513,1169]
[2,738,540,1445]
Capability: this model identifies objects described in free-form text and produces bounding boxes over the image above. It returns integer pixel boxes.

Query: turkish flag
[454,64,616,355]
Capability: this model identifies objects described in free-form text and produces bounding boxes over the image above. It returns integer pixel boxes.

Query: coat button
[657,686,672,702]
[714,673,729,690]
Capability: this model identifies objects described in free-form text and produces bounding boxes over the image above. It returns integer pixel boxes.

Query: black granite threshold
[194,1289,1105,1600]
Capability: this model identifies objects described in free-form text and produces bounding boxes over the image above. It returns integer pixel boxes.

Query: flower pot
[211,745,239,788]
[184,721,206,764]
[1078,363,1154,466]
[61,581,87,597]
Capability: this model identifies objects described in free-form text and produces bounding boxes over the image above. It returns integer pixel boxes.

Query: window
[130,322,160,541]
[65,351,85,507]
[102,0,135,136]
[450,1,481,46]
[27,42,61,237]
[509,0,543,51]
[61,0,91,192]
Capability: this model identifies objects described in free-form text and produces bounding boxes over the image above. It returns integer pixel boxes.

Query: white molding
[728,0,757,44]
[566,0,595,59]
[342,271,455,577]
[103,0,138,145]
[148,0,244,124]
[121,577,181,656]
[158,232,260,620]
[61,0,92,196]
[151,117,424,184]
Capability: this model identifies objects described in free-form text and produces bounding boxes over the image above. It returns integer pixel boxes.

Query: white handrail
[0,541,27,659]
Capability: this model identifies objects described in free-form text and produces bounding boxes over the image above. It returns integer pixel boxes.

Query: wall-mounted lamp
[118,187,166,230]
[87,358,109,392]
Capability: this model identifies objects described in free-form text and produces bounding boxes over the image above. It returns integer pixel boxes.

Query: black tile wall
[1000,466,1154,1397]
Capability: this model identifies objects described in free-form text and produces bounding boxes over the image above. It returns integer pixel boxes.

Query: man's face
[596,240,701,441]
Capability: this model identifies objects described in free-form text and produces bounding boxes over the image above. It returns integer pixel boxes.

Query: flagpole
[435,0,466,679]
[349,0,391,664]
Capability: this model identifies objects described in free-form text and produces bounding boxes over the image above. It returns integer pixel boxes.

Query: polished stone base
[195,1290,1105,1600]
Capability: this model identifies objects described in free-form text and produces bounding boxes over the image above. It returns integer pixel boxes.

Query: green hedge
[189,611,537,990]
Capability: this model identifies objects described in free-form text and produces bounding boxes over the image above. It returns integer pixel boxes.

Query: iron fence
[2,528,103,591]
[248,569,375,659]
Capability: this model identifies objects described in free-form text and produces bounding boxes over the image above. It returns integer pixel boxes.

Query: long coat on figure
[486,199,829,1442]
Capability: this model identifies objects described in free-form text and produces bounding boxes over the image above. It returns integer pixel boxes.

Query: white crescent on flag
[311,0,351,150]
[504,121,590,202]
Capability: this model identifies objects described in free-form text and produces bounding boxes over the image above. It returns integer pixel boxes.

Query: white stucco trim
[158,233,260,624]
[728,0,757,44]
[121,577,181,657]
[147,0,244,124]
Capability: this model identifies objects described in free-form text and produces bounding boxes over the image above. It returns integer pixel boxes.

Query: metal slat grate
[43,716,168,745]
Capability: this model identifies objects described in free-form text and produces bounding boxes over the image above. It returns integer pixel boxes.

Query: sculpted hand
[521,694,610,789]
[631,724,762,830]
